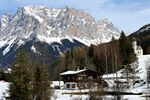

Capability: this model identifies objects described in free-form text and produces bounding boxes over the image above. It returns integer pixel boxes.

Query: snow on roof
[60,69,86,75]
[102,70,122,79]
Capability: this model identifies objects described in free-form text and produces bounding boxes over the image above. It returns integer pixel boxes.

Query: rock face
[0,5,120,67]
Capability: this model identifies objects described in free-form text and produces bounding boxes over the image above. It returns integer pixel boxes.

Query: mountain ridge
[129,24,150,54]
[0,5,120,41]
[0,5,120,67]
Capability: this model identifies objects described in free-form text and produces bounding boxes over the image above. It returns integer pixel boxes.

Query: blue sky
[0,0,150,34]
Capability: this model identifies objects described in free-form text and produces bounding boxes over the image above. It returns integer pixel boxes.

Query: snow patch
[0,81,9,98]
[31,45,36,53]
[73,37,101,46]
[3,37,16,55]
[137,55,150,79]
[0,40,7,48]
[52,90,89,100]
[37,35,62,44]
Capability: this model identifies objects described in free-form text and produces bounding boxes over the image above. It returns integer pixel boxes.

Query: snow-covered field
[51,89,89,100]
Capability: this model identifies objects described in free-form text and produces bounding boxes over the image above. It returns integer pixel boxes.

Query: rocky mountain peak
[0,13,11,32]
[97,18,119,32]
[0,5,121,55]
[96,18,120,42]
[0,5,121,67]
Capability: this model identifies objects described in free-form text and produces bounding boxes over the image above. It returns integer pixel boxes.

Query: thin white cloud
[0,0,150,34]
[138,8,150,16]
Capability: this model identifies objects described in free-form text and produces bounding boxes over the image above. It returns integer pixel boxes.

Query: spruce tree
[33,64,51,100]
[9,49,32,100]
[93,53,105,73]
[88,44,94,58]
[119,31,128,64]
[119,31,136,65]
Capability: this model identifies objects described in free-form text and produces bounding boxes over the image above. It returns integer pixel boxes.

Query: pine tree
[88,44,94,58]
[122,58,139,88]
[119,31,128,64]
[119,31,136,65]
[111,36,115,41]
[64,50,73,70]
[129,59,139,86]
[9,49,32,100]
[33,64,51,100]
[93,53,105,73]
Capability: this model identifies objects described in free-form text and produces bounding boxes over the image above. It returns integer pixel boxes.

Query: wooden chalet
[60,69,102,90]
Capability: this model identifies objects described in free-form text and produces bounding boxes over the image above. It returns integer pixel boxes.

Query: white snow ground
[0,81,9,99]
[137,55,150,79]
[51,90,89,100]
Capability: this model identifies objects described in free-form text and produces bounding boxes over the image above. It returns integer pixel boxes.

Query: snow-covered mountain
[0,5,120,67]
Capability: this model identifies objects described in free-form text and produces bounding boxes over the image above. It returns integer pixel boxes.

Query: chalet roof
[60,69,86,75]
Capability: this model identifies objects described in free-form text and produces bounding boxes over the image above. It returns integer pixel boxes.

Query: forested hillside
[50,32,136,80]
[130,24,150,54]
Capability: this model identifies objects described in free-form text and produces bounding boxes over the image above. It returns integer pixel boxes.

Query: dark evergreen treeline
[0,70,9,81]
[50,31,136,80]
[9,49,52,100]
[129,24,150,54]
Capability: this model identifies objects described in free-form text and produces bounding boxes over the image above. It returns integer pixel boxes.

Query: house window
[79,76,83,80]
[66,84,70,88]
[88,76,93,79]
[72,84,76,88]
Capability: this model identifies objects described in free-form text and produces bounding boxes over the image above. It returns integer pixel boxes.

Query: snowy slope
[102,55,150,99]
[103,55,150,86]
[137,55,150,80]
